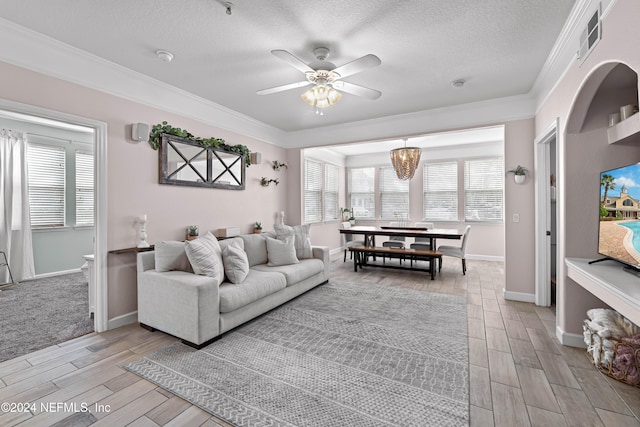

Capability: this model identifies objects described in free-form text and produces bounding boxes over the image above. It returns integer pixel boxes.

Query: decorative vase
[254,228,262,234]
[515,174,525,184]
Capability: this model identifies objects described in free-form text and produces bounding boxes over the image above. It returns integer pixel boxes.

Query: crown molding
[0,18,287,145]
[282,94,536,148]
[0,10,582,148]
[531,0,614,112]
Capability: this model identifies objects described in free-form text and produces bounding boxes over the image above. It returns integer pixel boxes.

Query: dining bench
[349,246,443,280]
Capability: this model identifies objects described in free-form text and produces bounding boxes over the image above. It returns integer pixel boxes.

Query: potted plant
[186,225,199,241]
[254,221,262,234]
[507,165,528,184]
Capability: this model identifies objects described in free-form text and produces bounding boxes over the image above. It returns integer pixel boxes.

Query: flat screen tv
[598,162,640,271]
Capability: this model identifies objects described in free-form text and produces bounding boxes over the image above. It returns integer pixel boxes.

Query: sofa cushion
[274,223,312,259]
[155,241,192,273]
[252,258,324,286]
[184,232,224,285]
[266,236,299,266]
[222,239,250,284]
[240,234,268,266]
[218,269,286,313]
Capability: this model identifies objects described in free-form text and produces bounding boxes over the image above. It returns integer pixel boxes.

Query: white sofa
[136,232,330,348]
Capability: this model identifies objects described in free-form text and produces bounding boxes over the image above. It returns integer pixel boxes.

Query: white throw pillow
[222,240,250,284]
[184,232,224,285]
[265,236,299,266]
[274,223,312,259]
[155,241,192,272]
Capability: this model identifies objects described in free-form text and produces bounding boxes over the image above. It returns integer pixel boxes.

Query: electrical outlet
[513,213,520,223]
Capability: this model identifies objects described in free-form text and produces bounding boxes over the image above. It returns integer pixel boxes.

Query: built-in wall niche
[577,63,639,143]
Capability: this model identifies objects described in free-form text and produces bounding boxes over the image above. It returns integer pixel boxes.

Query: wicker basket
[584,321,640,387]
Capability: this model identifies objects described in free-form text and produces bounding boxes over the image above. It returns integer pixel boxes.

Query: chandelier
[390,139,421,180]
[301,83,342,115]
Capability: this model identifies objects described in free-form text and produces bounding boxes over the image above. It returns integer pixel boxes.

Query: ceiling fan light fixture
[301,84,342,108]
[390,139,421,180]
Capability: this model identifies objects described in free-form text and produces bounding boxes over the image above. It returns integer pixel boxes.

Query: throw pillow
[265,236,299,266]
[155,241,192,272]
[274,223,312,259]
[184,232,224,285]
[222,240,250,284]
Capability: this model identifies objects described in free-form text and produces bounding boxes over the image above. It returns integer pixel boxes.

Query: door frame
[0,98,109,332]
[534,118,558,307]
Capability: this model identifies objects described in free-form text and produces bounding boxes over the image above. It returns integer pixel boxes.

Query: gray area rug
[0,272,94,362]
[126,281,469,426]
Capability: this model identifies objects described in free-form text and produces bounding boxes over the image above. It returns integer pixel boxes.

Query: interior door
[534,120,558,307]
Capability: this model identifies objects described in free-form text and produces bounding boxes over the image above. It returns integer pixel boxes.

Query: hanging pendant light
[390,139,421,180]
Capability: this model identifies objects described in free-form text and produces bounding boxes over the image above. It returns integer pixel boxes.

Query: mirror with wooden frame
[159,134,245,190]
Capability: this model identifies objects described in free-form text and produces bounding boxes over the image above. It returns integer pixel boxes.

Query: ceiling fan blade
[256,81,312,95]
[332,54,381,78]
[271,50,314,74]
[332,81,381,100]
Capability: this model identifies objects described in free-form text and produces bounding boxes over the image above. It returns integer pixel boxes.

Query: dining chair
[340,221,365,262]
[438,225,471,275]
[382,221,406,264]
[410,222,435,250]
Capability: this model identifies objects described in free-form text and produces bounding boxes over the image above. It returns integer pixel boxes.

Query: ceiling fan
[257,47,382,111]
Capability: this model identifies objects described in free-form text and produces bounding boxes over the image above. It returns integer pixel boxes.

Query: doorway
[534,119,558,307]
[0,98,108,332]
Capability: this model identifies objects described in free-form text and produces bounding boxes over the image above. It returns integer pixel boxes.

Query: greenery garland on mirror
[149,121,252,166]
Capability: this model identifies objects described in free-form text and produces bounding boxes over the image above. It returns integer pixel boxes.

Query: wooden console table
[108,246,155,255]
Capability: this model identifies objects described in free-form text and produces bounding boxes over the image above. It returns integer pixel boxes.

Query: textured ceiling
[0,0,575,132]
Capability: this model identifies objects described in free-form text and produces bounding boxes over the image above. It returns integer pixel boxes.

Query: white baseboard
[467,254,504,262]
[502,289,535,303]
[330,247,344,257]
[26,268,82,281]
[556,326,587,348]
[108,311,138,330]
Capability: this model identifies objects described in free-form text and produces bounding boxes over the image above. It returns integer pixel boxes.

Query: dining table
[339,225,463,279]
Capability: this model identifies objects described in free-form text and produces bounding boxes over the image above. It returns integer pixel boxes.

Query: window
[324,163,339,221]
[424,161,458,221]
[76,151,94,226]
[27,143,66,228]
[304,159,323,223]
[464,157,503,221]
[379,167,409,220]
[349,167,375,219]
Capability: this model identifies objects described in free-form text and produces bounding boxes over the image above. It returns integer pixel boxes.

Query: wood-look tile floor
[1,255,639,426]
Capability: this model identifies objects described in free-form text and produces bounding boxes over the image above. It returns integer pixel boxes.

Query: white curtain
[0,129,35,283]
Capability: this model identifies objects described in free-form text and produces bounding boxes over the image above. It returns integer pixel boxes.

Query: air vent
[577,5,601,64]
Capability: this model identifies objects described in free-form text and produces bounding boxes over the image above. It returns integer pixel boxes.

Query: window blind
[424,161,458,221]
[379,166,409,220]
[27,143,65,228]
[464,157,503,221]
[349,167,375,219]
[76,151,94,226]
[304,159,323,223]
[324,163,339,221]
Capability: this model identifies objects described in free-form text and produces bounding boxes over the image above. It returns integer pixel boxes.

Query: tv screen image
[599,162,640,269]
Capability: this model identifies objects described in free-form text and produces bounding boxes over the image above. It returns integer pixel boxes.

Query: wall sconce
[131,123,150,143]
[250,152,262,165]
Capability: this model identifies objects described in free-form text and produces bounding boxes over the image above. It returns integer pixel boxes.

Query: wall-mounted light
[250,152,262,164]
[131,123,149,143]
